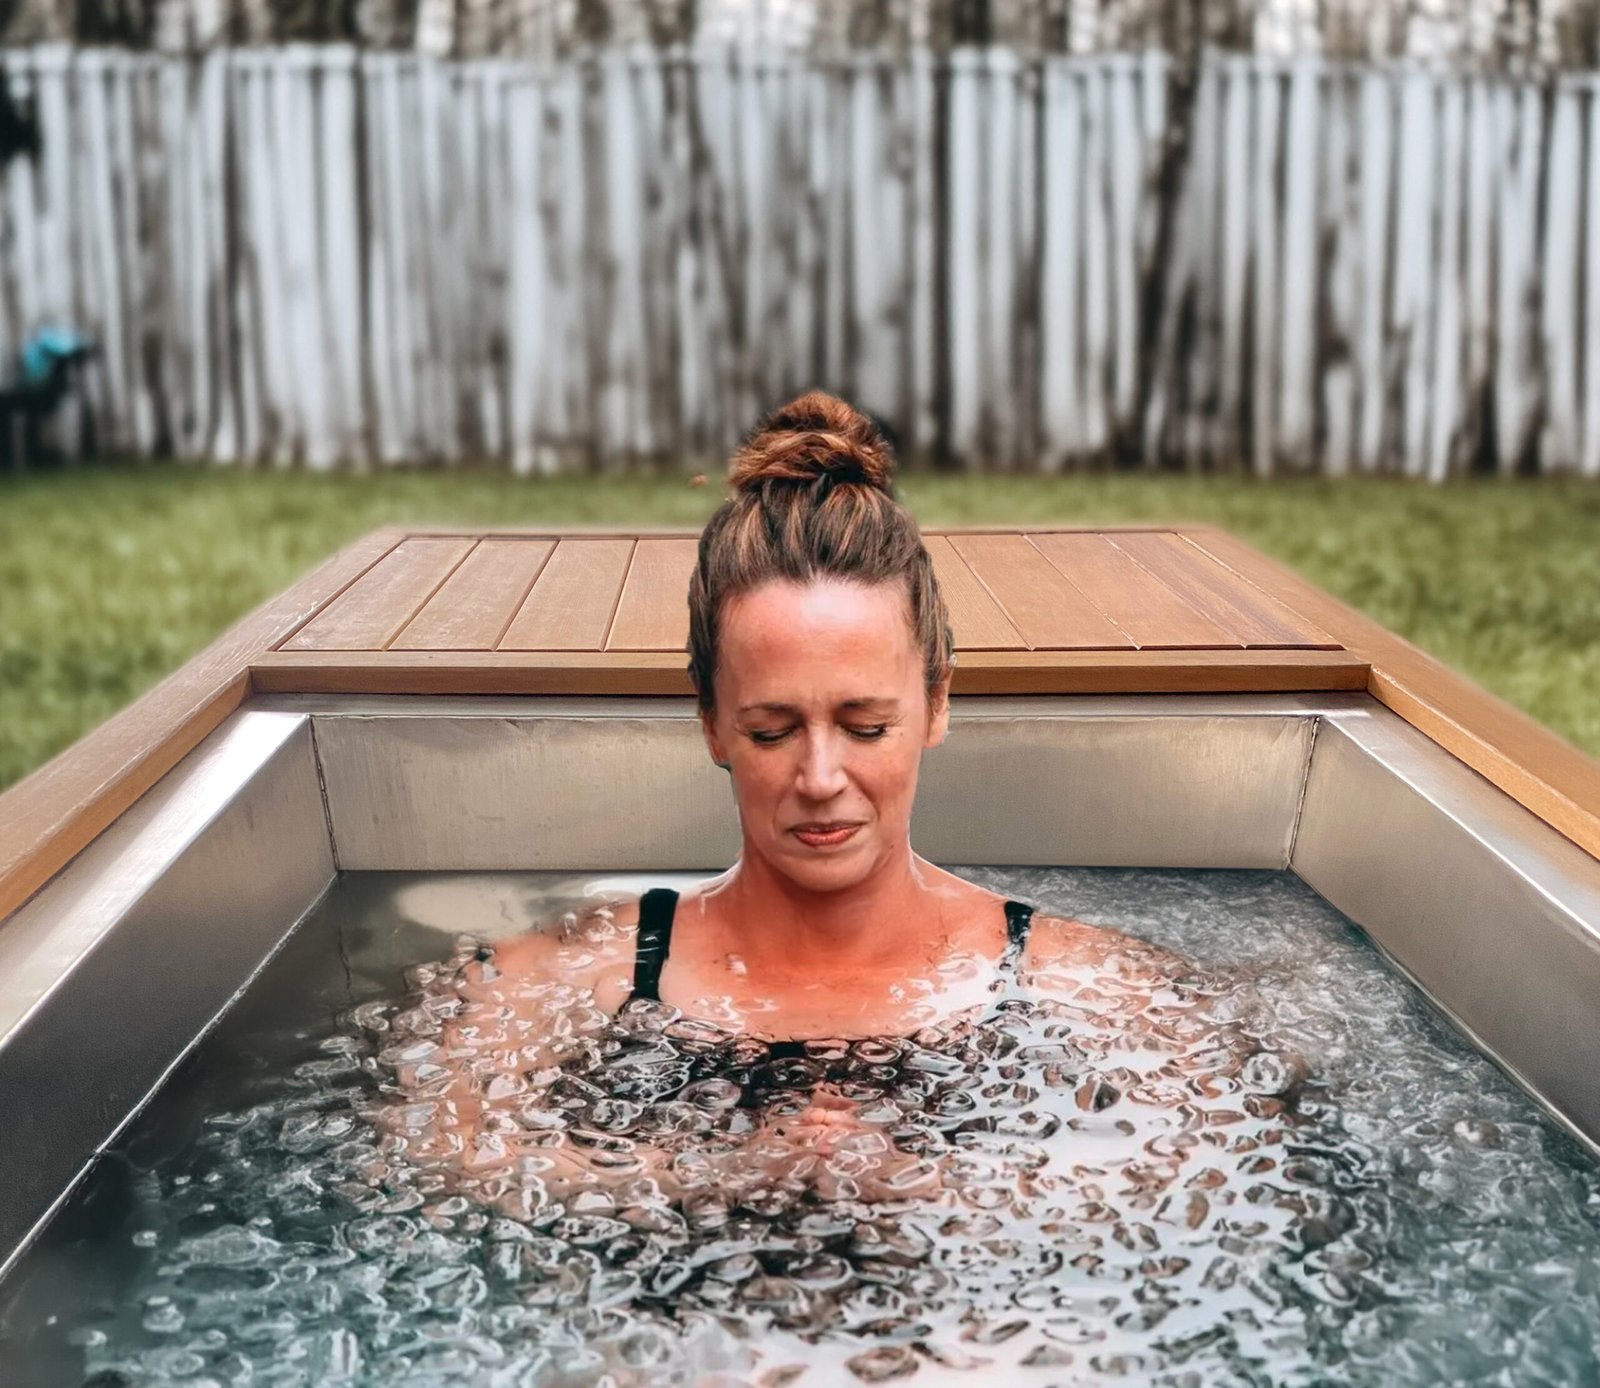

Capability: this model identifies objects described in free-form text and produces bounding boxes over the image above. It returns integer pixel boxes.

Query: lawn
[2,462,1598,792]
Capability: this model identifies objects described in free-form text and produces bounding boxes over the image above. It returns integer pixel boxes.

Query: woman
[360,395,1312,1385]
[389,391,1231,1204]
[481,390,1185,1042]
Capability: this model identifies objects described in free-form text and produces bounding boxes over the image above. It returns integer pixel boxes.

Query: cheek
[732,750,790,802]
[885,744,924,796]
[853,738,923,805]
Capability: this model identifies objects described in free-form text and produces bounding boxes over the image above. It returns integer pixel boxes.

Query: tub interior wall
[307,696,1321,871]
[3,692,1599,1275]
[0,712,336,1268]
[1296,710,1600,1147]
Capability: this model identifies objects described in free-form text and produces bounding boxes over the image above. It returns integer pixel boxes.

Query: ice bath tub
[0,527,1597,1377]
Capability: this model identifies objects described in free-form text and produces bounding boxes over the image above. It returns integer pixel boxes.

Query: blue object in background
[19,326,94,388]
[3,325,96,468]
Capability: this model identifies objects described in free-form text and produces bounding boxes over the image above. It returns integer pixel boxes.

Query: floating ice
[12,867,1598,1388]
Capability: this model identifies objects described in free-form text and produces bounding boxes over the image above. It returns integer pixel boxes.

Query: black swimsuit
[623,887,1036,1058]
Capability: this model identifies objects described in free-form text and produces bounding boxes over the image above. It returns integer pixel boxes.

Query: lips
[791,821,862,848]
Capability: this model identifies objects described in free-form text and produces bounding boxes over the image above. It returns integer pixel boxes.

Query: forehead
[717,578,917,699]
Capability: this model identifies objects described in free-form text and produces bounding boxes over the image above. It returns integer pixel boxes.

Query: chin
[773,842,877,894]
[788,865,868,894]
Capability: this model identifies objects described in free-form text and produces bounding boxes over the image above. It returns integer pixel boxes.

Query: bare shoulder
[1023,911,1196,982]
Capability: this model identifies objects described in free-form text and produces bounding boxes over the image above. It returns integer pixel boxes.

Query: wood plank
[392,539,556,651]
[1250,62,1282,476]
[1319,68,1357,475]
[1079,62,1111,453]
[1355,70,1394,472]
[1038,60,1083,467]
[1494,86,1544,474]
[1541,83,1583,474]
[1185,526,1600,861]
[394,522,1178,539]
[1216,56,1254,466]
[946,534,1133,649]
[925,536,1026,649]
[1426,78,1467,482]
[1583,79,1600,478]
[250,647,1368,697]
[281,537,477,651]
[499,538,636,651]
[1027,532,1239,649]
[1278,58,1320,466]
[606,538,699,651]
[1108,531,1339,648]
[0,528,406,920]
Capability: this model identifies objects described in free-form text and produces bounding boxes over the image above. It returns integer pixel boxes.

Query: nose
[795,725,850,802]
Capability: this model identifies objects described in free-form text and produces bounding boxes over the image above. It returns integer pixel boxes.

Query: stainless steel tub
[3,691,1598,1275]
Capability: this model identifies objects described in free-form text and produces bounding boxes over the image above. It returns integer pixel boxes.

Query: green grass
[2,462,1598,791]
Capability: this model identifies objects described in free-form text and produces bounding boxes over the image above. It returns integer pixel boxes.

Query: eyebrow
[737,698,902,716]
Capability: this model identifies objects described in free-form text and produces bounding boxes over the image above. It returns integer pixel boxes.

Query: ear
[700,705,730,770]
[924,665,953,750]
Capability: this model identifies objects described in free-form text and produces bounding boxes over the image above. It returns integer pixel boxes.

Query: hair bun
[727,390,895,493]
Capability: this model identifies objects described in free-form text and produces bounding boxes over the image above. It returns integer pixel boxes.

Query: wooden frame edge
[0,527,408,920]
[1180,526,1600,860]
[248,648,1370,697]
[392,522,1197,539]
[5,517,1592,923]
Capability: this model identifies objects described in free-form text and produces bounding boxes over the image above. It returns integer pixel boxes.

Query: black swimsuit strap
[629,887,680,1004]
[1002,898,1036,969]
[628,890,1034,1007]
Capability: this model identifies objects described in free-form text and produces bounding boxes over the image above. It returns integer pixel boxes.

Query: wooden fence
[2,42,1598,477]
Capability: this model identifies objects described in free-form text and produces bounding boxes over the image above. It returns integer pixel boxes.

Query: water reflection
[38,868,1600,1387]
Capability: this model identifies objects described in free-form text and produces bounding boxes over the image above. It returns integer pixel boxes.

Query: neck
[699,843,941,975]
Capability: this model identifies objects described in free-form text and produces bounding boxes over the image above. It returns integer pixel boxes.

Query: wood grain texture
[947,533,1134,649]
[1027,531,1239,648]
[0,527,406,920]
[392,539,556,650]
[250,647,1369,696]
[281,537,478,651]
[1109,531,1339,647]
[1185,526,1600,860]
[606,538,699,651]
[499,539,636,651]
[925,537,1027,649]
[7,519,1596,942]
[395,523,1191,538]
[8,47,1600,477]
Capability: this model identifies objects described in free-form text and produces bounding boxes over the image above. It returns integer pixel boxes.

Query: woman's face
[701,577,950,895]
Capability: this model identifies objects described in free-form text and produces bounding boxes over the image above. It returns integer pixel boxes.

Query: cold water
[2,867,1597,1387]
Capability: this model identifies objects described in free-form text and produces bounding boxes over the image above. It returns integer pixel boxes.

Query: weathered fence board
[4,42,1600,477]
[1584,78,1600,478]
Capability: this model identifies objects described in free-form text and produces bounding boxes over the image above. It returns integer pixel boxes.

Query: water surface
[2,867,1597,1386]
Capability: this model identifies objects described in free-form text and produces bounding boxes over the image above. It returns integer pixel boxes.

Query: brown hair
[687,389,954,713]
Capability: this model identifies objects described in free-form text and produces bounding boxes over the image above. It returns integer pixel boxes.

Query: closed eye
[746,723,890,745]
